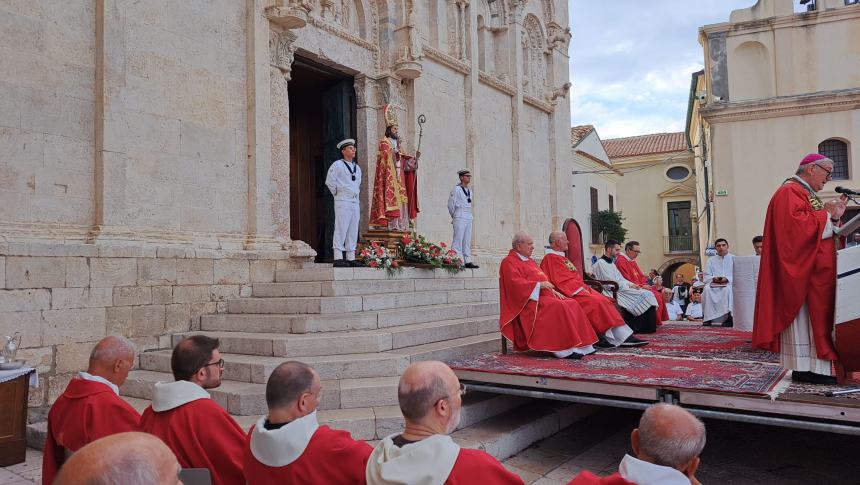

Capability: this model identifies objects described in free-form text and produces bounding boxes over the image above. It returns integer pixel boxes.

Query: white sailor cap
[457,169,471,176]
[337,138,356,150]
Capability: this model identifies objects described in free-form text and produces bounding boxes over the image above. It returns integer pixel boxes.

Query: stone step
[452,401,598,462]
[387,333,502,363]
[139,349,411,383]
[228,288,498,315]
[275,266,490,282]
[121,370,400,414]
[252,277,498,298]
[175,316,498,357]
[202,301,500,333]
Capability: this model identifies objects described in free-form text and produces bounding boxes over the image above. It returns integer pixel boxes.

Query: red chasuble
[567,471,637,485]
[370,138,407,226]
[42,379,140,485]
[499,250,598,352]
[446,449,525,484]
[753,180,838,359]
[243,425,372,485]
[540,254,626,334]
[140,399,246,485]
[615,256,668,322]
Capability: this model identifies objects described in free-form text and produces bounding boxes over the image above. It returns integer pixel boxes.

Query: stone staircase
[27,265,594,461]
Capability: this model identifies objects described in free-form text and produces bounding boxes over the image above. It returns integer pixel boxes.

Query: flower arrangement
[359,242,402,276]
[399,231,465,274]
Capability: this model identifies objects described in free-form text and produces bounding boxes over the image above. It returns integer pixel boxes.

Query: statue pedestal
[361,229,408,260]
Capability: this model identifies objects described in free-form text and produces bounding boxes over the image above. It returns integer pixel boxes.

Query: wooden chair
[500,218,619,355]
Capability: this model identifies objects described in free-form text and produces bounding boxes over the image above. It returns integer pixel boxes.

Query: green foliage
[593,210,627,243]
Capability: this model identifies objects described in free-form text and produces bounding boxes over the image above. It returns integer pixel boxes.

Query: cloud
[568,0,755,138]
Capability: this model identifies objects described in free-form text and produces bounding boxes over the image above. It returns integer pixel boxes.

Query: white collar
[77,371,120,395]
[366,434,460,485]
[545,248,565,256]
[792,175,815,193]
[620,253,634,262]
[619,454,691,485]
[516,252,530,261]
[151,380,210,412]
[249,411,320,467]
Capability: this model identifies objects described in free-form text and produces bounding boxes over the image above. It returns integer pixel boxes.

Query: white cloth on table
[592,257,658,316]
[0,366,38,386]
[731,256,761,331]
[702,253,734,322]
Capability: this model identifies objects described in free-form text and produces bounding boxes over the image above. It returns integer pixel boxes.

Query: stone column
[509,1,526,231]
[353,74,380,233]
[244,0,282,250]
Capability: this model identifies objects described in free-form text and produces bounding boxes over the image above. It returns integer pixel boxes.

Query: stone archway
[658,256,699,284]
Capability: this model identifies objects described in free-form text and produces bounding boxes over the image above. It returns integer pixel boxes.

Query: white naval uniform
[325,159,361,261]
[447,184,473,264]
[702,253,734,323]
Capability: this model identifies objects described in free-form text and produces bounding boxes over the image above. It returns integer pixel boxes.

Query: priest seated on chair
[139,336,246,485]
[498,231,600,359]
[591,240,660,334]
[244,361,372,484]
[541,231,647,348]
[365,361,524,485]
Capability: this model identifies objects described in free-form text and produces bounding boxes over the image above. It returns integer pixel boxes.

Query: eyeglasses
[815,163,833,180]
[436,383,467,405]
[202,358,225,370]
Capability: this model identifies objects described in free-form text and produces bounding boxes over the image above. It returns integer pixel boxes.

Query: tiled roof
[570,125,595,147]
[603,132,687,159]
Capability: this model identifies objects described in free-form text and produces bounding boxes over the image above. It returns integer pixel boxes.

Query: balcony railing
[664,235,697,254]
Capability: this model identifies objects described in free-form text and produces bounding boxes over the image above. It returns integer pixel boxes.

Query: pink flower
[376,248,383,256]
[440,242,447,248]
[391,261,398,267]
[371,242,379,248]
[369,260,378,268]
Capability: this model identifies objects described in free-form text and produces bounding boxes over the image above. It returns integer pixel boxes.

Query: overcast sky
[568,0,758,139]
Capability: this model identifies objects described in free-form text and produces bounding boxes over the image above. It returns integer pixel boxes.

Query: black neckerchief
[263,419,290,430]
[600,255,613,264]
[343,160,357,181]
[392,435,418,447]
[460,185,471,203]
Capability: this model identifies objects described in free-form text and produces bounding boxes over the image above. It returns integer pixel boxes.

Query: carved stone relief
[269,30,299,80]
[521,14,547,99]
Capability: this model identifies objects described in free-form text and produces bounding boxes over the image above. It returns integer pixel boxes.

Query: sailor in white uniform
[325,139,363,268]
[447,169,478,269]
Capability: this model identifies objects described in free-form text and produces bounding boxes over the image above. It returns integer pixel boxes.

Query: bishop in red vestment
[541,232,646,347]
[42,337,139,485]
[753,154,848,384]
[140,336,246,485]
[244,362,372,484]
[615,242,669,323]
[366,361,523,485]
[500,232,598,358]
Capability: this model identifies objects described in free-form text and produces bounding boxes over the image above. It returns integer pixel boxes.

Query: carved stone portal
[265,1,313,30]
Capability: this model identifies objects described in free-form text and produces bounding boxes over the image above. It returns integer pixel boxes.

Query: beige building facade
[605,133,699,281]
[690,0,860,260]
[0,0,575,410]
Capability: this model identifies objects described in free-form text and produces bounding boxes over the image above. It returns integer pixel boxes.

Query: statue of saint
[370,105,420,230]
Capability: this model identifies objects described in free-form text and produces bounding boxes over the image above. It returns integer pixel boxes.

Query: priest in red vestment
[370,104,419,229]
[567,403,706,485]
[500,232,599,359]
[366,361,524,485]
[541,231,647,348]
[615,241,669,323]
[753,154,849,385]
[244,361,372,484]
[139,336,246,485]
[42,336,140,485]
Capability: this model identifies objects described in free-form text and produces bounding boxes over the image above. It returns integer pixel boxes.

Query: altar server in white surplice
[702,238,734,326]
[592,239,659,334]
[325,139,363,268]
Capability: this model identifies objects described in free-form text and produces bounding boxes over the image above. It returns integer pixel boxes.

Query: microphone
[835,186,860,196]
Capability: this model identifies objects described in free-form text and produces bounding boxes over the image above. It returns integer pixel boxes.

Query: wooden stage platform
[449,323,860,436]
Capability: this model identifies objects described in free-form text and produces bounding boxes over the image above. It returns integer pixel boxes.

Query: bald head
[265,361,321,421]
[87,336,135,386]
[55,432,181,485]
[634,403,706,470]
[398,361,463,436]
[511,231,531,248]
[548,231,568,252]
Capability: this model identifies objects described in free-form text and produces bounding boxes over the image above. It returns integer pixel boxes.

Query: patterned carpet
[450,324,790,396]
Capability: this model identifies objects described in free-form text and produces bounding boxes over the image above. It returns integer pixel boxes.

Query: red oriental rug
[449,352,787,396]
[605,324,779,363]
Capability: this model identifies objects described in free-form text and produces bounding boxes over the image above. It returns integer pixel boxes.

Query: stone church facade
[0,0,573,409]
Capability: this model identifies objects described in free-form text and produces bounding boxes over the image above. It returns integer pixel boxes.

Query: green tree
[593,210,627,243]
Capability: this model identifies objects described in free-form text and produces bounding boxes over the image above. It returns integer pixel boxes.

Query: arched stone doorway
[659,257,699,285]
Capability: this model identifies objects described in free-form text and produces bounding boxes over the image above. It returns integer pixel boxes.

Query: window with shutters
[590,187,599,244]
[818,139,849,180]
